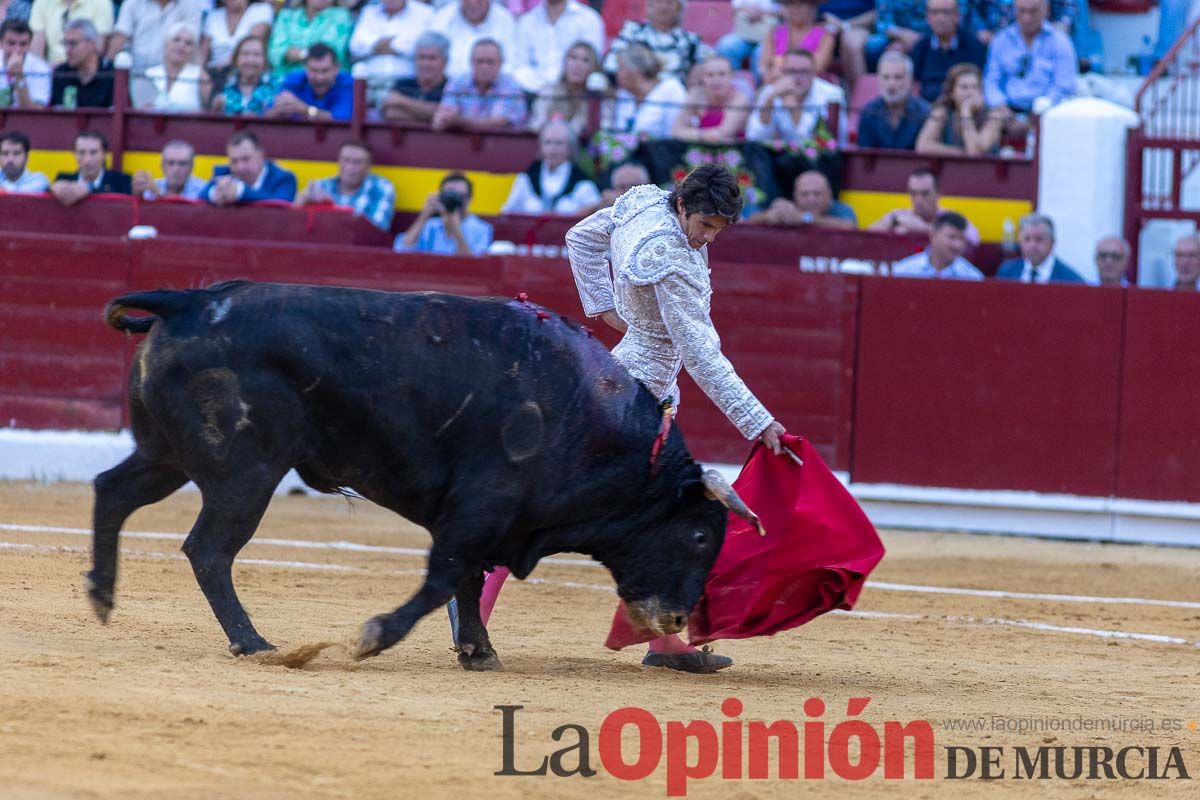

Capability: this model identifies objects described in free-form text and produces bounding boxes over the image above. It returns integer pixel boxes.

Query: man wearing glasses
[982,0,1077,114]
[28,0,113,66]
[132,140,206,201]
[48,18,114,107]
[1094,236,1130,288]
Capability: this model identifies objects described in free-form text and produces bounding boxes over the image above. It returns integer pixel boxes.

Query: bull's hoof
[457,644,502,672]
[352,616,387,661]
[229,639,275,657]
[84,573,113,624]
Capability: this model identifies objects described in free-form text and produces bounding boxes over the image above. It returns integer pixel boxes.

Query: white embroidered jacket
[565,185,774,440]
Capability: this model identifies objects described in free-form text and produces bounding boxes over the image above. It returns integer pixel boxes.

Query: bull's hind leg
[89,450,188,622]
[453,570,502,671]
[184,468,283,655]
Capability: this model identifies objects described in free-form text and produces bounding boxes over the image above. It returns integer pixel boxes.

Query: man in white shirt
[510,0,604,93]
[1,20,52,108]
[500,119,600,215]
[995,213,1085,283]
[426,0,516,80]
[106,0,205,74]
[746,49,846,146]
[0,130,50,193]
[606,42,687,139]
[892,211,984,280]
[349,0,434,98]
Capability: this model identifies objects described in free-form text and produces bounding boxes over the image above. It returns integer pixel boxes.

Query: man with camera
[394,171,494,256]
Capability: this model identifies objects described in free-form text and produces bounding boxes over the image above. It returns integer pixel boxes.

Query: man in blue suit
[995,213,1085,284]
[204,131,297,206]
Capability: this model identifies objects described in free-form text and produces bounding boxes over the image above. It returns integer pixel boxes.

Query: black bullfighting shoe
[447,597,460,650]
[641,646,733,673]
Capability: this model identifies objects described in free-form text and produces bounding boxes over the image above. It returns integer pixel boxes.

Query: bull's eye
[693,531,707,546]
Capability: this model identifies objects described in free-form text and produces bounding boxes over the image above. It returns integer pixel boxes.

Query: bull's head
[604,469,760,636]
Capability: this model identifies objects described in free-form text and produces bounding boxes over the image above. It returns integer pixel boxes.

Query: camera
[439,190,465,215]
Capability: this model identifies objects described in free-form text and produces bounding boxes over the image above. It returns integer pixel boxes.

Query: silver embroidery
[565,186,774,440]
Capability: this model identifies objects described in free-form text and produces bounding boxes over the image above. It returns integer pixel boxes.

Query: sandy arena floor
[0,480,1198,799]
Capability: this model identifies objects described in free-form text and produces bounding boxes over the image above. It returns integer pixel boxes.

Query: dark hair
[908,168,938,190]
[440,170,473,197]
[0,19,32,38]
[0,130,31,154]
[339,139,373,159]
[307,43,338,64]
[230,34,266,69]
[932,210,968,233]
[667,163,744,223]
[75,129,108,151]
[227,130,262,151]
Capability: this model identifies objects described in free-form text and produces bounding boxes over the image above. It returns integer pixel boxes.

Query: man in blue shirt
[892,211,984,280]
[297,139,396,232]
[268,43,354,121]
[856,52,930,150]
[395,171,493,256]
[983,0,1077,113]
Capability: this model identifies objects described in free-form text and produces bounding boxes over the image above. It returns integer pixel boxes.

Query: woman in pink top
[758,0,835,82]
[671,55,752,142]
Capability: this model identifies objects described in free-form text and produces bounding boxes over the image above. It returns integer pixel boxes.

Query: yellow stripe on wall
[841,191,1034,243]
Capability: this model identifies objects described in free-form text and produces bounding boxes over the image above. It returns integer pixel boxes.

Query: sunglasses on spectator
[1096,252,1124,260]
[163,159,192,167]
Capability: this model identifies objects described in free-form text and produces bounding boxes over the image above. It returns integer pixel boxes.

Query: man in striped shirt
[296,139,395,231]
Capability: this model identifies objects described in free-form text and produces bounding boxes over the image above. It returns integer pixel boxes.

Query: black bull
[89,280,758,669]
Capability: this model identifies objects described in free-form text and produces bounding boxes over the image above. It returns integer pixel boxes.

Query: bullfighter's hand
[600,309,627,333]
[758,421,787,455]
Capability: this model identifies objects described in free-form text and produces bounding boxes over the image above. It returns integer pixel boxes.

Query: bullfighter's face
[607,482,728,636]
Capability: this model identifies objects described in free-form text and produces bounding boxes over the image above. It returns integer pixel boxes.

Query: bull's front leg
[353,543,464,660]
[452,570,501,671]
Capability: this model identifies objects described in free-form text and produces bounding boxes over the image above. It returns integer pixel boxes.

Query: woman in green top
[267,0,353,77]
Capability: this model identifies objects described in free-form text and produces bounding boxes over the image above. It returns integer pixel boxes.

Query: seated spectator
[49,129,131,206]
[268,0,353,78]
[916,63,1006,156]
[349,0,433,102]
[107,0,203,75]
[599,160,650,207]
[748,169,855,229]
[1171,234,1200,292]
[855,52,929,150]
[211,35,277,115]
[203,130,298,206]
[672,55,752,143]
[758,0,833,83]
[716,0,779,75]
[867,168,980,246]
[746,48,845,146]
[49,20,113,106]
[864,0,943,70]
[605,42,687,139]
[268,43,353,121]
[602,0,712,86]
[983,0,1076,115]
[0,130,49,192]
[432,38,526,131]
[1,19,50,107]
[296,139,396,231]
[201,0,273,75]
[379,30,449,124]
[526,40,599,138]
[395,170,494,256]
[501,119,600,215]
[910,0,986,103]
[996,213,1085,283]
[975,0,1083,48]
[132,23,211,111]
[427,0,516,81]
[828,0,883,93]
[892,211,983,280]
[131,139,205,200]
[1094,235,1130,288]
[29,0,112,65]
[511,0,605,94]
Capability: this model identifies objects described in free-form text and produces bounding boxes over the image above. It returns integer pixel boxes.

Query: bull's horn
[702,469,766,536]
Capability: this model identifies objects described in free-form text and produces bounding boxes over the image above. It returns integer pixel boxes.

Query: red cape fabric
[605,434,885,649]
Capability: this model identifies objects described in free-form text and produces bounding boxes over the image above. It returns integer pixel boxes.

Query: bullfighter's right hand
[758,421,787,455]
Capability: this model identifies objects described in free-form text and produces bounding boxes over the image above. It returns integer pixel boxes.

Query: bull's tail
[104,280,249,333]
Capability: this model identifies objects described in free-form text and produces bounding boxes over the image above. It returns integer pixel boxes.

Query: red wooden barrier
[852,276,1125,496]
[1116,290,1200,502]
